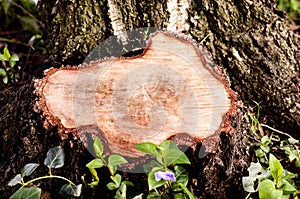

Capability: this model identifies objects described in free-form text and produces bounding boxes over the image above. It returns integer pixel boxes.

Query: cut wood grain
[35,32,237,158]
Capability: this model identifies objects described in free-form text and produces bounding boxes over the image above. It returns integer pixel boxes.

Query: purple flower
[154,171,176,182]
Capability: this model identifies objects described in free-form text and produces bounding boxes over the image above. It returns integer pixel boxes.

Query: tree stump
[35,32,237,161]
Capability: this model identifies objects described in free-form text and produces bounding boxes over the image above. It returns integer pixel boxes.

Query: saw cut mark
[35,31,235,157]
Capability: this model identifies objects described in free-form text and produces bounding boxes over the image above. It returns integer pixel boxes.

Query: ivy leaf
[93,137,104,157]
[21,163,39,177]
[108,154,128,167]
[143,160,163,173]
[159,140,179,150]
[269,154,283,182]
[174,166,189,187]
[8,174,22,186]
[288,138,299,145]
[164,149,190,166]
[136,142,159,155]
[280,180,297,195]
[107,182,118,190]
[44,146,65,168]
[258,179,286,199]
[107,155,127,175]
[110,174,122,188]
[59,184,82,197]
[242,176,261,193]
[86,159,104,169]
[9,187,41,199]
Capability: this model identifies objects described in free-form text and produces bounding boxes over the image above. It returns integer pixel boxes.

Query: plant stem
[22,175,75,188]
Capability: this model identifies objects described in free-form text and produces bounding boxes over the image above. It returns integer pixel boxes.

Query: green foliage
[0,47,19,84]
[136,140,196,199]
[86,137,132,198]
[243,103,300,199]
[0,0,40,32]
[8,146,81,199]
[243,154,297,198]
[277,0,300,19]
[9,187,41,199]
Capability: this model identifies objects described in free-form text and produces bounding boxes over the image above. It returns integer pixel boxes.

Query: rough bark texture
[1,0,299,198]
[39,0,300,136]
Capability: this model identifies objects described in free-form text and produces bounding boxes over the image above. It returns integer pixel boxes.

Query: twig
[260,124,296,140]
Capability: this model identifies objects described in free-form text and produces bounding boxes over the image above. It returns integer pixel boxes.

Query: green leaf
[110,174,122,188]
[242,176,259,193]
[295,160,300,168]
[108,165,117,176]
[173,193,189,199]
[93,137,104,157]
[0,54,7,61]
[8,174,22,186]
[10,54,19,62]
[59,184,82,197]
[133,193,144,199]
[288,138,299,145]
[3,47,11,60]
[106,182,118,190]
[148,168,167,190]
[280,170,297,181]
[159,140,179,150]
[143,160,163,173]
[164,149,190,166]
[255,149,265,158]
[44,146,65,168]
[287,149,299,162]
[258,179,286,199]
[21,163,39,177]
[178,183,197,199]
[121,181,134,186]
[280,180,297,195]
[88,168,99,187]
[108,154,128,167]
[174,166,189,187]
[269,154,283,182]
[3,76,8,84]
[9,187,41,199]
[0,68,7,76]
[248,162,262,176]
[136,142,159,155]
[260,145,270,153]
[9,60,16,68]
[86,159,104,169]
[147,191,170,199]
[261,136,271,145]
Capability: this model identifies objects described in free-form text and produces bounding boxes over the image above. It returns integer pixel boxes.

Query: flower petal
[154,171,176,182]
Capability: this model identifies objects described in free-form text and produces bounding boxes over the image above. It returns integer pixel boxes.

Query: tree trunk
[0,0,299,198]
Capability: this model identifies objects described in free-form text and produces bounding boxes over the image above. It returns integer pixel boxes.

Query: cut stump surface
[35,32,237,158]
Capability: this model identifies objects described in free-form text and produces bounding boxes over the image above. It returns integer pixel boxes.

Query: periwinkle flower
[154,171,176,182]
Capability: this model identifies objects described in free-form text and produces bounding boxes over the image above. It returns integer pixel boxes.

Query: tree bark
[38,0,300,136]
[1,0,299,198]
